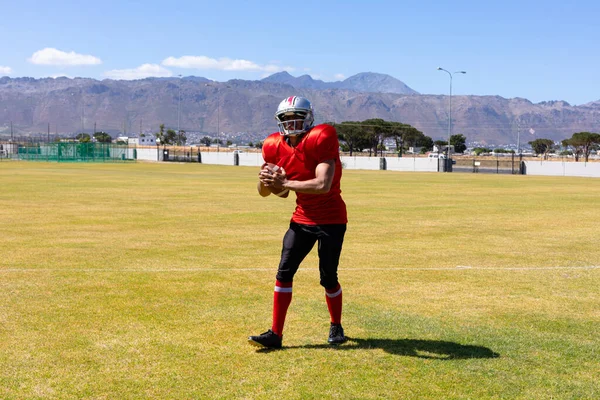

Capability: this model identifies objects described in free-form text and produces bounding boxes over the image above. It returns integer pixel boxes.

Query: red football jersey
[262,124,347,225]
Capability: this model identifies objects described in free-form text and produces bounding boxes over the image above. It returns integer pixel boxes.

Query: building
[117,136,157,146]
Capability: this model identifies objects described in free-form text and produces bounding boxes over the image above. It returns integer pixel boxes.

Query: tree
[93,132,112,143]
[155,124,167,145]
[361,118,388,156]
[528,138,555,159]
[76,133,91,143]
[334,121,369,156]
[177,130,187,146]
[450,134,467,154]
[561,138,582,161]
[335,119,427,156]
[473,147,492,156]
[403,127,428,152]
[385,122,423,157]
[165,129,177,145]
[433,140,447,154]
[153,124,179,146]
[200,136,212,146]
[562,132,600,162]
[416,135,434,152]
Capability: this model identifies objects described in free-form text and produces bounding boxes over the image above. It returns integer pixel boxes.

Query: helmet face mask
[275,96,314,136]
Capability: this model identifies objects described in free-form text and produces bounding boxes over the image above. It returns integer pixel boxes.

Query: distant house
[136,135,156,146]
[433,144,454,154]
[407,146,423,154]
[116,136,156,145]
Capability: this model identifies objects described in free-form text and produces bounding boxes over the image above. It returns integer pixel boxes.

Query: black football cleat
[328,323,347,345]
[248,329,282,349]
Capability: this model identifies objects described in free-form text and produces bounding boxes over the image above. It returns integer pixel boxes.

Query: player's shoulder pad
[307,124,337,142]
[263,132,282,147]
[309,123,336,136]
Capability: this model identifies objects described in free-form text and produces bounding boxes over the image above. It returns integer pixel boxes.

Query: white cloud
[334,73,345,80]
[162,55,294,73]
[28,48,102,66]
[0,66,12,74]
[263,64,295,73]
[103,64,173,80]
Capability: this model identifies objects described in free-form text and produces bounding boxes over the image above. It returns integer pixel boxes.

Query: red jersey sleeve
[313,125,340,163]
[261,132,280,164]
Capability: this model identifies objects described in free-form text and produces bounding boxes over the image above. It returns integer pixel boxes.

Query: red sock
[272,280,293,337]
[325,283,343,324]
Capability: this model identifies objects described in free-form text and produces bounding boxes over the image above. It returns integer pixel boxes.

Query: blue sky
[1,0,599,105]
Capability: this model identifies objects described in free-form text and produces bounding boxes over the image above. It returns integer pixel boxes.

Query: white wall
[238,152,265,167]
[200,152,239,166]
[383,156,440,172]
[340,156,381,170]
[340,156,439,172]
[135,147,161,161]
[134,146,600,178]
[524,160,600,178]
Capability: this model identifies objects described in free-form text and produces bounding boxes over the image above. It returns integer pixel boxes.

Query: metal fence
[453,155,525,175]
[161,146,204,163]
[1,142,135,162]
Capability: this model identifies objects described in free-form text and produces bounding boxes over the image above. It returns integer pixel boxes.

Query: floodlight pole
[217,88,220,152]
[177,75,182,145]
[81,98,84,134]
[437,67,466,171]
[205,83,231,152]
[205,83,219,151]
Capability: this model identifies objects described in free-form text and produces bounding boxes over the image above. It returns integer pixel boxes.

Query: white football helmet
[274,96,315,136]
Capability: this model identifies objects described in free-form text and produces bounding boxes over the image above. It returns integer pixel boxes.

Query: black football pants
[276,222,346,290]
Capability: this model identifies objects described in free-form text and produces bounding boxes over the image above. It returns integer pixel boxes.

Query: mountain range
[262,71,419,95]
[1,73,599,146]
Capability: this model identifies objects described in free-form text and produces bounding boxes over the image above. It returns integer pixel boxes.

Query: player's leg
[272,223,317,336]
[317,224,347,344]
[249,223,317,348]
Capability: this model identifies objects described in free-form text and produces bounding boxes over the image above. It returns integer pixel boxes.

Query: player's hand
[258,165,274,186]
[259,163,286,187]
[259,166,286,188]
[269,168,287,190]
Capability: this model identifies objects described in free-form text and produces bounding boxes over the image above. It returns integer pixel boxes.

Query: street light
[437,67,466,168]
[156,137,161,161]
[205,83,231,151]
[81,99,84,134]
[177,75,182,146]
[513,118,522,156]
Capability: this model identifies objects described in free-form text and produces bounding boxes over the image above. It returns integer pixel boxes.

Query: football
[263,162,281,174]
[262,163,289,197]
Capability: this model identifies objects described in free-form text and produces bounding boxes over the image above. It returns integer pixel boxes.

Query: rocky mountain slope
[0,74,598,146]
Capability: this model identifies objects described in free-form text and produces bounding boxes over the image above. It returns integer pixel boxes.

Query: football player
[249,96,348,349]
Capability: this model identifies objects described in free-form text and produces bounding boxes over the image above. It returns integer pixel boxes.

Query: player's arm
[275,159,335,194]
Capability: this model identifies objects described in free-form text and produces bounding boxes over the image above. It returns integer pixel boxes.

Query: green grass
[1,161,599,399]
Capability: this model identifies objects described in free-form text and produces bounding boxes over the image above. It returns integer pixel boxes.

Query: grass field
[1,161,599,399]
